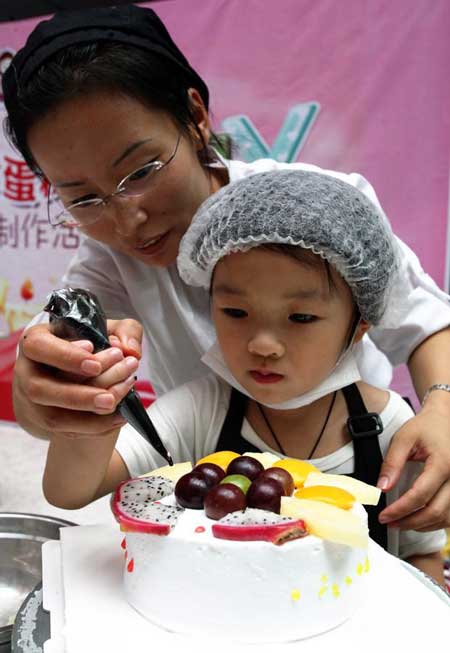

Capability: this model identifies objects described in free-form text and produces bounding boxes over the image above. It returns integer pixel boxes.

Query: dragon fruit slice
[212,508,308,545]
[112,476,183,535]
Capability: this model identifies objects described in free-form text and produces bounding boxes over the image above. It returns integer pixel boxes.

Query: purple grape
[204,483,247,520]
[175,472,209,509]
[247,477,284,513]
[193,462,226,488]
[258,467,294,496]
[226,455,264,481]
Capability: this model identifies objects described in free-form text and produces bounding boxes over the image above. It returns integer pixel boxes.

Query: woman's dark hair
[4,41,220,176]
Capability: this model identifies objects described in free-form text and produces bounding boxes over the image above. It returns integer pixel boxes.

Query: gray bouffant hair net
[178,169,409,326]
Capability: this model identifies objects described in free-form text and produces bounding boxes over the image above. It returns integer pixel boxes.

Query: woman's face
[27,90,222,267]
[212,248,368,405]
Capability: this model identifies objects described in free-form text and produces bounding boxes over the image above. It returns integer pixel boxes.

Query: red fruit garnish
[204,483,247,520]
[247,477,284,513]
[112,477,182,535]
[193,462,226,488]
[175,472,210,509]
[258,468,295,496]
[227,455,264,481]
[212,518,307,545]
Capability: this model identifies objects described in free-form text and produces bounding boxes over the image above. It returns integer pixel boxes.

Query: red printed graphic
[20,279,34,301]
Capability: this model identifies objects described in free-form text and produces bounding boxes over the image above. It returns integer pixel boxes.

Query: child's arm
[42,374,222,509]
[43,427,129,509]
[405,552,445,587]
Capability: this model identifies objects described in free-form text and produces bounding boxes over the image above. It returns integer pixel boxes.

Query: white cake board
[42,525,449,653]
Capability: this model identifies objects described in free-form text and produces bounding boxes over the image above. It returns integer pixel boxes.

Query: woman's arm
[378,327,450,530]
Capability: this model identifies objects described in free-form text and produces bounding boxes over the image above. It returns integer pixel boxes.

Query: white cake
[117,493,370,643]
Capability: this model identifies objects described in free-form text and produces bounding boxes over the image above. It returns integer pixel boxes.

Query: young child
[43,169,445,582]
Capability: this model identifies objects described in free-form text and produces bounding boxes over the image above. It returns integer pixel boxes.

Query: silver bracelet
[422,383,450,406]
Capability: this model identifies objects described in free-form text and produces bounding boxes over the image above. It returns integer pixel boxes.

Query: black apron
[215,383,388,550]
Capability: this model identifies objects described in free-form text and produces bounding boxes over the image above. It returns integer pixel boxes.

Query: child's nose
[248,331,285,359]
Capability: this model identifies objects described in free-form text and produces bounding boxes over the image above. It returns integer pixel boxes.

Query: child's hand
[377,401,450,531]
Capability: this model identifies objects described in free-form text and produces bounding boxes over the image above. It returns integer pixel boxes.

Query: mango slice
[294,485,355,510]
[272,459,319,488]
[195,451,240,471]
[304,472,381,505]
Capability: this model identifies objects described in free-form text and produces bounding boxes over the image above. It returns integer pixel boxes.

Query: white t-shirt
[61,157,450,396]
[115,374,446,560]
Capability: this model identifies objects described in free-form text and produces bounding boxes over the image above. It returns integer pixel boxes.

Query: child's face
[211,248,366,405]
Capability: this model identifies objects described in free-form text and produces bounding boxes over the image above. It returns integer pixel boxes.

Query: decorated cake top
[112,451,381,549]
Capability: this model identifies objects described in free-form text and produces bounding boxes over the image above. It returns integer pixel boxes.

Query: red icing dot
[127,558,134,573]
[121,537,126,550]
[195,526,206,533]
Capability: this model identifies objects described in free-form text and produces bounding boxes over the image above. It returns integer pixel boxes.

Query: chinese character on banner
[1,155,51,207]
[3,157,35,203]
[0,212,80,249]
[52,226,80,250]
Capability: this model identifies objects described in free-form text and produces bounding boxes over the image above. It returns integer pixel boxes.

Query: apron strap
[215,383,389,550]
[342,383,388,550]
[215,388,261,454]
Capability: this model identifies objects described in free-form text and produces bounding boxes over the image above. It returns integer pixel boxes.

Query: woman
[3,4,450,531]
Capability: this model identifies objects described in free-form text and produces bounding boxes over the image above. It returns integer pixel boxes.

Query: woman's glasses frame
[47,132,181,228]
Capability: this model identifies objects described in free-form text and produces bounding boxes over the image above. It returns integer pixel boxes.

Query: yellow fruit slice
[272,459,319,488]
[294,485,355,510]
[280,497,368,549]
[243,451,281,469]
[141,461,192,483]
[304,472,381,505]
[195,451,240,471]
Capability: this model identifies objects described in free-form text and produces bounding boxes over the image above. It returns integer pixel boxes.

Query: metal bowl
[0,513,75,652]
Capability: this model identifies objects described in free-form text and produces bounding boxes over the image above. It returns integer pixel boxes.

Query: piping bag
[44,287,173,465]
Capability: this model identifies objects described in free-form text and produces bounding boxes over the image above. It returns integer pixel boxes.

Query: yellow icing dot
[291,589,301,601]
[332,583,340,597]
[318,585,328,598]
[320,574,328,583]
[345,576,353,585]
[364,556,370,573]
[356,562,364,576]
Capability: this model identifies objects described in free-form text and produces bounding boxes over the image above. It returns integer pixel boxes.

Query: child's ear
[354,319,371,343]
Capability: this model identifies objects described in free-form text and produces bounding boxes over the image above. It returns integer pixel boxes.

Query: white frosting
[121,498,370,643]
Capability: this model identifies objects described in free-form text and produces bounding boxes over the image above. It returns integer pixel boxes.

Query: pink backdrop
[1,0,449,419]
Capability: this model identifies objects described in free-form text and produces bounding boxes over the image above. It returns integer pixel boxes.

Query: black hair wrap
[2,4,209,109]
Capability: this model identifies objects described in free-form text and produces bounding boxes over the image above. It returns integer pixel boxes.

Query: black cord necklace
[257,390,338,459]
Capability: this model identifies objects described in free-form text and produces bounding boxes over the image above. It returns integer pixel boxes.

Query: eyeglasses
[47,133,181,227]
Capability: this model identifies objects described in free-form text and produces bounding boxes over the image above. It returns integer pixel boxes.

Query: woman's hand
[13,319,143,439]
[378,394,450,530]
